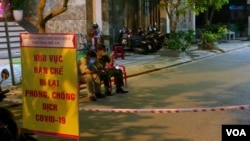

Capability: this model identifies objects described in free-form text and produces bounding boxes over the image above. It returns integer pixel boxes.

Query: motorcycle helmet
[92,22,99,29]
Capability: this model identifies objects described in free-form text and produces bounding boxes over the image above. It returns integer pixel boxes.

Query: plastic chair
[113,63,127,85]
[113,45,125,59]
[108,63,127,91]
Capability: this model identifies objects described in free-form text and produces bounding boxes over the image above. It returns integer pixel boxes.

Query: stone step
[0,25,25,32]
[0,21,21,26]
[0,31,26,37]
[0,21,27,52]
[0,42,20,49]
[0,51,21,59]
[0,36,20,43]
[0,47,20,53]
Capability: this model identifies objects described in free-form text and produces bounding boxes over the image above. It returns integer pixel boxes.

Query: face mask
[89,58,96,64]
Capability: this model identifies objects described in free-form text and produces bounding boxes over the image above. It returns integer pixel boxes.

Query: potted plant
[12,0,26,21]
[162,29,194,57]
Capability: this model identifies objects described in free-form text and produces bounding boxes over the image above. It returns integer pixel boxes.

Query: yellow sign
[20,33,79,139]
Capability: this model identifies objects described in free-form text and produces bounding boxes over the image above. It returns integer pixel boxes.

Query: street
[2,47,250,141]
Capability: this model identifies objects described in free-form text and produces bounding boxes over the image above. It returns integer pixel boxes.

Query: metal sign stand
[3,0,16,85]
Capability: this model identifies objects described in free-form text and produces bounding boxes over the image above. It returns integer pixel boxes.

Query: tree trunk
[209,7,215,26]
[38,0,69,33]
[165,0,182,33]
[205,6,209,26]
[38,0,46,33]
[205,6,215,26]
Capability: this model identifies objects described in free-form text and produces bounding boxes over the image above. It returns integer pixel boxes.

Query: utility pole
[3,0,16,85]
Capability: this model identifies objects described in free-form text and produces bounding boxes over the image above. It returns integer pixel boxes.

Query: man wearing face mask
[97,44,128,94]
[78,50,106,101]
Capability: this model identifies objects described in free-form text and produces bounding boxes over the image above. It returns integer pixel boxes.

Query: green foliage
[201,25,227,43]
[159,0,194,33]
[201,32,219,43]
[12,0,26,10]
[164,29,194,52]
[217,26,228,37]
[186,0,229,26]
[160,0,229,31]
[187,0,229,14]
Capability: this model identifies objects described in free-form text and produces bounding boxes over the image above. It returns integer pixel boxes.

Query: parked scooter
[118,27,132,43]
[127,34,153,54]
[0,69,10,101]
[117,27,154,54]
[145,25,167,51]
[117,27,132,50]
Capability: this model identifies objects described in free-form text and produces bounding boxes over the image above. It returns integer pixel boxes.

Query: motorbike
[145,25,167,52]
[0,69,37,141]
[117,27,132,50]
[127,35,154,54]
[117,27,154,54]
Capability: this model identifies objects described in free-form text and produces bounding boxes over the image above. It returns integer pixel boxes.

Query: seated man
[97,44,128,94]
[78,50,106,101]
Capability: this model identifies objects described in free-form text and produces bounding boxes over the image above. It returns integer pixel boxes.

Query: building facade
[22,0,194,48]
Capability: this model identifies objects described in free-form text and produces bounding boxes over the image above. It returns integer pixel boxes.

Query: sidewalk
[115,40,250,77]
[2,39,250,103]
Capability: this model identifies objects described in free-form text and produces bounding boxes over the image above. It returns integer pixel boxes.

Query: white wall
[93,0,102,31]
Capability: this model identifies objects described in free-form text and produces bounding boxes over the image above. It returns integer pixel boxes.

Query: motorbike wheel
[147,44,155,53]
[133,46,149,54]
[142,46,150,54]
[148,43,152,50]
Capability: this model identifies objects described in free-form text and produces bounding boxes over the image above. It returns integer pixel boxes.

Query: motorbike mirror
[1,69,9,80]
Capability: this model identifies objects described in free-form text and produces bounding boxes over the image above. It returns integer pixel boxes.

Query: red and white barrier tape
[80,105,250,113]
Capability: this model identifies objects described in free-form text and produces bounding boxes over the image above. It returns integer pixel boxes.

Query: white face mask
[89,58,96,64]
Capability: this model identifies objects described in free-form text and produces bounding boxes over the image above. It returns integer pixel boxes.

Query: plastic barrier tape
[80,105,250,113]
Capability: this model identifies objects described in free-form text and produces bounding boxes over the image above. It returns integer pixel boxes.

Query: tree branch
[38,0,69,33]
[43,0,69,25]
[38,0,46,28]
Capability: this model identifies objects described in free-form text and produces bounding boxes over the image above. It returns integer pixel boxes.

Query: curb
[126,58,192,78]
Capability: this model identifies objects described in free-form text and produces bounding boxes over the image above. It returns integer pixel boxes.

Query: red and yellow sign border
[20,33,79,139]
